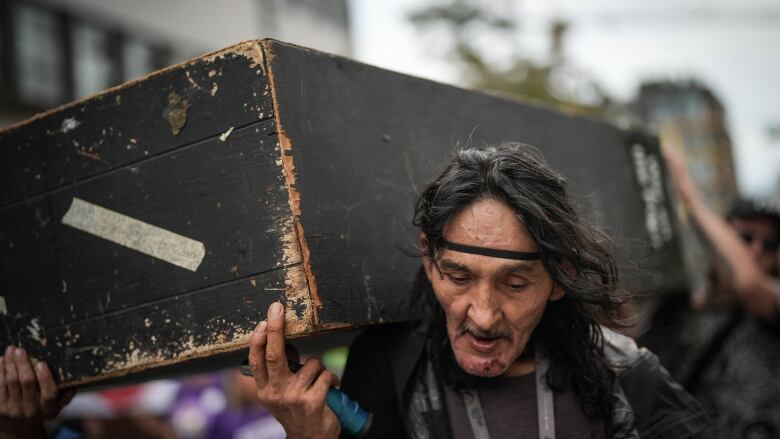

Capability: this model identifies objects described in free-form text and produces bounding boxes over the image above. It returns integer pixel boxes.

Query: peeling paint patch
[203,41,265,73]
[282,265,315,336]
[219,127,234,142]
[210,83,219,97]
[27,318,43,341]
[61,117,80,133]
[165,92,191,135]
[62,197,205,271]
[0,296,7,315]
[185,70,202,90]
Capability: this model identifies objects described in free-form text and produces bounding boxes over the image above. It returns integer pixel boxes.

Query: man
[247,144,708,438]
[642,145,780,439]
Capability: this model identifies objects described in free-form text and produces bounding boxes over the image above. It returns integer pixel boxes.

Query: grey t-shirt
[442,372,607,439]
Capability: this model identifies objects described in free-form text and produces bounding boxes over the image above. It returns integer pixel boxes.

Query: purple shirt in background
[207,409,285,439]
[169,374,285,439]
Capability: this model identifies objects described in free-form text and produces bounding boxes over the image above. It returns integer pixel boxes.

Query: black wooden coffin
[0,39,684,388]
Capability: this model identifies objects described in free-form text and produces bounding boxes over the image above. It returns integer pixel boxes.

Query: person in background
[643,144,780,439]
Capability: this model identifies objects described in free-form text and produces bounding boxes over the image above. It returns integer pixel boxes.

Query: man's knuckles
[21,405,38,419]
[325,371,340,387]
[259,387,326,413]
[18,374,36,388]
[265,349,283,364]
[259,389,285,406]
[249,330,266,347]
[247,355,264,373]
[296,359,325,381]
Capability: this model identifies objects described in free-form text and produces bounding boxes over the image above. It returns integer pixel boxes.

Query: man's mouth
[466,332,501,352]
[460,326,509,353]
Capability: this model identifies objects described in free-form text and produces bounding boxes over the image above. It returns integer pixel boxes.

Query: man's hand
[248,302,340,439]
[0,346,75,439]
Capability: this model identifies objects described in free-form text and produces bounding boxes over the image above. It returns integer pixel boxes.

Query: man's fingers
[309,369,340,408]
[264,302,289,382]
[0,356,7,410]
[34,361,59,417]
[14,348,39,417]
[248,320,269,389]
[4,348,22,415]
[291,358,325,393]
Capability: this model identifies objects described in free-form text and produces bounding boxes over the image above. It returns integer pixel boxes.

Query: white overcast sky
[348,0,780,197]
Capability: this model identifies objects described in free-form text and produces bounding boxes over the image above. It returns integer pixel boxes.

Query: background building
[634,80,739,213]
[0,0,351,126]
[633,80,740,293]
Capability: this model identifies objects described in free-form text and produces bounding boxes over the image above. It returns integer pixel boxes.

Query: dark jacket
[340,322,709,439]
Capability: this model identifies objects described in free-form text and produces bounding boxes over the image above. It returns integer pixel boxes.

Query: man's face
[730,216,780,276]
[421,198,563,378]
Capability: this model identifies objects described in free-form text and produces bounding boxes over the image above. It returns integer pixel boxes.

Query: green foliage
[409,0,610,114]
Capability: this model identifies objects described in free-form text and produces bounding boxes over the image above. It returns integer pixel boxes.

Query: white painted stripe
[62,197,205,272]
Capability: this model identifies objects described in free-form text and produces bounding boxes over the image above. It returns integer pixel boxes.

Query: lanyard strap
[535,348,555,439]
[461,347,555,439]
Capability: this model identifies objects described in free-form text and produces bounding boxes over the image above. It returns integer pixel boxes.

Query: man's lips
[465,332,503,353]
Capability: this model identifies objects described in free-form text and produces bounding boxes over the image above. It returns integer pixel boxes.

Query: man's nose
[466,281,501,329]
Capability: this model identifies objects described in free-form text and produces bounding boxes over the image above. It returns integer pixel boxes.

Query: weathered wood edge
[261,41,322,334]
[255,39,627,130]
[0,39,267,136]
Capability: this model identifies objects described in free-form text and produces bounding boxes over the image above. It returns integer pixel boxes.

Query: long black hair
[410,143,625,422]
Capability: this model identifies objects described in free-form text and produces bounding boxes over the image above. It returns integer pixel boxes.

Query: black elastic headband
[441,239,540,260]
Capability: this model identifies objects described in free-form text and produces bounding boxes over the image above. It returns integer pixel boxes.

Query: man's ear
[550,284,565,301]
[419,233,434,282]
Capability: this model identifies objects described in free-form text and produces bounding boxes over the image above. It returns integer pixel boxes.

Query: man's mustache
[458,323,511,340]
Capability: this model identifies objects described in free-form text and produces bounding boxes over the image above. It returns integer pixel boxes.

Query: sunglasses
[739,231,780,252]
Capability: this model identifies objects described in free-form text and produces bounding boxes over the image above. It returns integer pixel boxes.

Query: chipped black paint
[287,295,308,321]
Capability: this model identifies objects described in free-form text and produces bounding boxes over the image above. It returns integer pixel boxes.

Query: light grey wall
[39,0,352,62]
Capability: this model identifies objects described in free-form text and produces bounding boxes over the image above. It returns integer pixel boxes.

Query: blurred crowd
[38,346,349,439]
[58,369,282,439]
[637,144,780,438]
